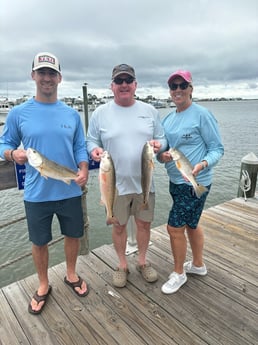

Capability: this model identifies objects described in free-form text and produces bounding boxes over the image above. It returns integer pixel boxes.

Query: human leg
[112,223,128,269]
[112,223,129,287]
[134,218,158,282]
[161,225,187,294]
[167,225,187,274]
[64,236,88,295]
[24,201,53,313]
[57,197,88,295]
[29,243,50,312]
[135,218,151,266]
[183,224,207,275]
[186,225,205,267]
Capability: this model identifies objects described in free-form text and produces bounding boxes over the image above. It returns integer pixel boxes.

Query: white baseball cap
[32,52,61,73]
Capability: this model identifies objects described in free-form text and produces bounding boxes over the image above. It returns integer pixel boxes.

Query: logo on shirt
[61,124,72,129]
[182,133,192,140]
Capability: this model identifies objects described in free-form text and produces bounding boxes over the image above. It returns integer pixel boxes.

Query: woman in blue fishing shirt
[158,70,224,294]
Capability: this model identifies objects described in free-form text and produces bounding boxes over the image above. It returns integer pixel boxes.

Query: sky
[1,0,258,101]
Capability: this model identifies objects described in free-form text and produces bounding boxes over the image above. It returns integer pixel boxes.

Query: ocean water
[0,100,257,288]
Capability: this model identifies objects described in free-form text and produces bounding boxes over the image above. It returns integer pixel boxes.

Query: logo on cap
[38,55,56,65]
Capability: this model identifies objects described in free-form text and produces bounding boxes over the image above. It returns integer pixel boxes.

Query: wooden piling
[237,152,258,198]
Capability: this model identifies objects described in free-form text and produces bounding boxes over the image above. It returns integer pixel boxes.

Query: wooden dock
[0,196,257,345]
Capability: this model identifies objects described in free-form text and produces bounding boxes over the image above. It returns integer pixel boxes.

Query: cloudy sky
[1,0,257,100]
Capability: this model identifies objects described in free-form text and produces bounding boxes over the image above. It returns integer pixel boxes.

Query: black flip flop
[28,285,52,315]
[64,276,90,297]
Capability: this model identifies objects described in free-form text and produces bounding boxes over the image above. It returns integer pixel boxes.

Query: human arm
[199,111,224,168]
[2,148,28,165]
[86,110,104,161]
[75,161,89,187]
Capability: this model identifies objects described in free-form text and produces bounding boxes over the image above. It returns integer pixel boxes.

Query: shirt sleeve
[200,111,224,168]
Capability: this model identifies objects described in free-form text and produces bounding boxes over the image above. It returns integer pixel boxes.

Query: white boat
[0,98,12,115]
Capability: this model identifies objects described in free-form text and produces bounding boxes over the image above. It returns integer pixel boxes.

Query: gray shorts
[113,193,155,225]
[24,196,84,246]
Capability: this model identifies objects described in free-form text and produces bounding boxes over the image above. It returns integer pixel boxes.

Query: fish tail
[140,200,149,210]
[194,184,209,198]
[106,216,120,226]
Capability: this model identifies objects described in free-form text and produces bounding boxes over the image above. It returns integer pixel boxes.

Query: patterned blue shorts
[168,182,211,229]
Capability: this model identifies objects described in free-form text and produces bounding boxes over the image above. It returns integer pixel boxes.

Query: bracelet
[10,149,16,162]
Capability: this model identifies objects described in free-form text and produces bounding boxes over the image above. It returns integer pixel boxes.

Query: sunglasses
[113,76,135,85]
[169,81,190,90]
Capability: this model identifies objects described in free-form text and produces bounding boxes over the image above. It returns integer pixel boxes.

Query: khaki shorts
[113,193,155,226]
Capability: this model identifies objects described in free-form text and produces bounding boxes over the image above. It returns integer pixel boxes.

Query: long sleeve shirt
[0,98,88,201]
[161,102,224,186]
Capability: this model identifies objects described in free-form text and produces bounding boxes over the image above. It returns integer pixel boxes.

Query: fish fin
[176,161,182,170]
[194,184,209,198]
[148,160,154,169]
[62,179,71,185]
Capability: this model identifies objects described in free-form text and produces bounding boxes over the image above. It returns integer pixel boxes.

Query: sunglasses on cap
[113,76,135,85]
[169,81,190,91]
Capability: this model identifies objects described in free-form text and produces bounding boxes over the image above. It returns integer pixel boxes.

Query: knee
[113,224,126,235]
[167,225,184,240]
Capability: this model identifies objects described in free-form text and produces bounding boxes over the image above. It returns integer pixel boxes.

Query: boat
[0,98,12,115]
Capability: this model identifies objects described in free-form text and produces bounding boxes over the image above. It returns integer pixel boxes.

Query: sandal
[136,263,158,282]
[64,276,90,297]
[113,268,129,288]
[28,285,52,315]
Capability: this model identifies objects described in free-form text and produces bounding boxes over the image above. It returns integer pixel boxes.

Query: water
[0,100,257,288]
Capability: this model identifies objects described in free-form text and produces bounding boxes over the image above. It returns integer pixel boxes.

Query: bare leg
[186,225,205,267]
[135,218,151,266]
[64,236,87,294]
[112,223,128,269]
[167,225,187,274]
[30,244,49,312]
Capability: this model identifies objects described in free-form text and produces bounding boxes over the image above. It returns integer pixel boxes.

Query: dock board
[0,196,258,345]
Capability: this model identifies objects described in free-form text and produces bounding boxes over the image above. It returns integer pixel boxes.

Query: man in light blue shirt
[0,52,89,313]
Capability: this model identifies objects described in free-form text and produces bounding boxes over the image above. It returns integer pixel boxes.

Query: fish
[141,141,155,209]
[168,147,208,198]
[26,148,78,184]
[99,151,118,225]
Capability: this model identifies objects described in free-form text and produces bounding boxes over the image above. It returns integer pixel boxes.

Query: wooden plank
[3,279,62,345]
[80,253,205,345]
[0,196,258,345]
[50,260,151,345]
[92,239,258,345]
[0,289,30,345]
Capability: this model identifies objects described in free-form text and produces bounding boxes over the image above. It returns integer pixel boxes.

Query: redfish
[169,148,208,198]
[141,141,155,209]
[99,151,119,225]
[26,148,78,184]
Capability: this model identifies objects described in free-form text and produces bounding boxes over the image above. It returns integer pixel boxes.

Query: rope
[0,235,64,270]
[239,170,251,201]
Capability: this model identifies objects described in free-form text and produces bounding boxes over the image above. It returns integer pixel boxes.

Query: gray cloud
[1,0,257,99]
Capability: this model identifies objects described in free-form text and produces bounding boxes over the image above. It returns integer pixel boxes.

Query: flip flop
[64,276,89,297]
[28,285,52,315]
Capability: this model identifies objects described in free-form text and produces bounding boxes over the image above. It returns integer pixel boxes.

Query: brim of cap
[167,74,192,84]
[112,71,135,79]
[32,64,60,73]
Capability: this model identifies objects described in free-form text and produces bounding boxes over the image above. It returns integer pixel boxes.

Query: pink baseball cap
[167,70,192,85]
